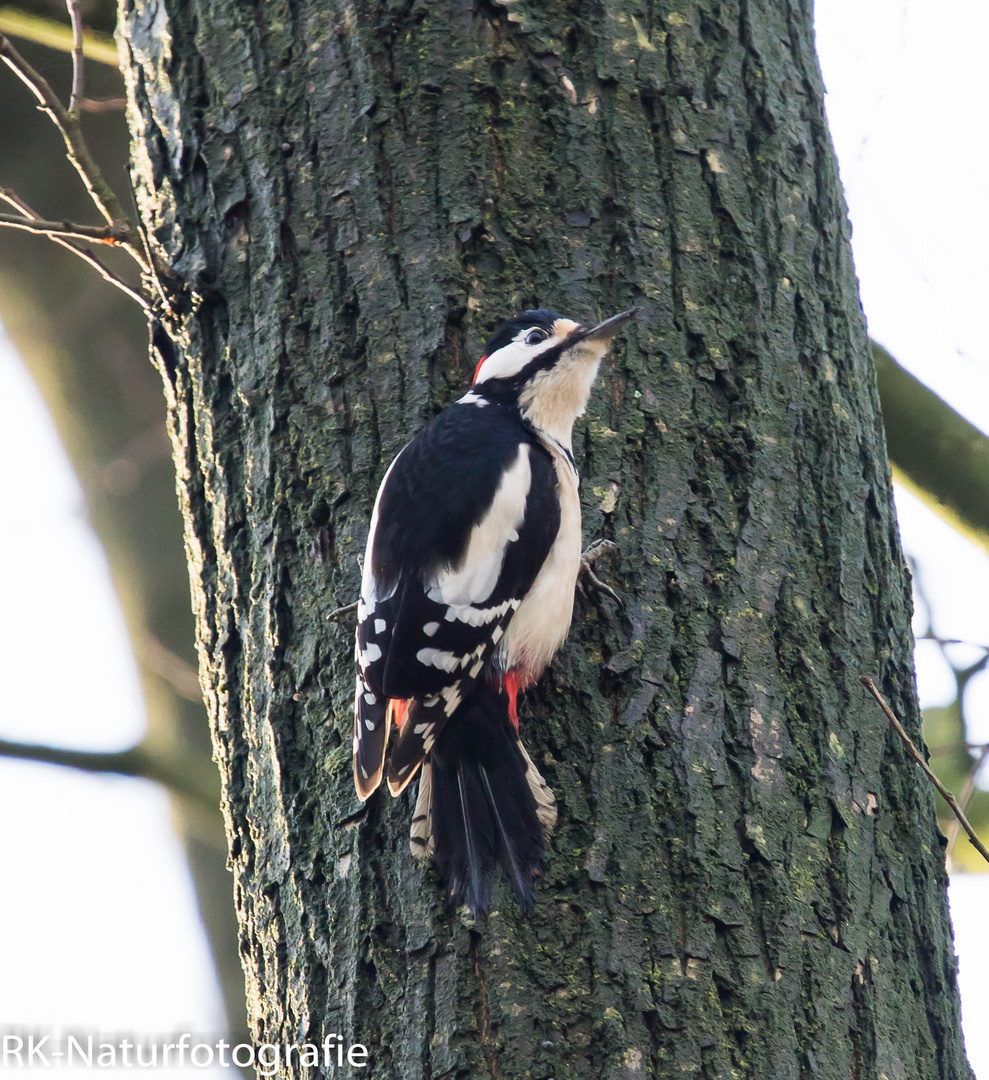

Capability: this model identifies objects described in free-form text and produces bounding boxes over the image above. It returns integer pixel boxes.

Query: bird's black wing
[352,400,560,799]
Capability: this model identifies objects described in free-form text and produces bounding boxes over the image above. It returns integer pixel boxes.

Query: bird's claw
[579,539,623,606]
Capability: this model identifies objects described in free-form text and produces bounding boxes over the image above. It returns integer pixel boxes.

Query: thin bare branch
[860,676,989,866]
[0,211,132,243]
[1,187,38,218]
[126,172,178,318]
[919,630,989,655]
[0,31,141,262]
[65,0,84,114]
[945,743,989,858]
[0,189,150,312]
[62,244,149,309]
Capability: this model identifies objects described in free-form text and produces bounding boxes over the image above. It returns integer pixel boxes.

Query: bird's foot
[579,539,622,606]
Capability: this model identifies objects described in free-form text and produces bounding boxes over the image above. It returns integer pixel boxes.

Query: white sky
[0,0,988,1073]
[0,349,228,1078]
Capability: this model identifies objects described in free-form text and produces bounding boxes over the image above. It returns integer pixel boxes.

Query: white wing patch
[358,452,404,618]
[441,596,519,626]
[358,642,381,671]
[426,444,532,608]
[415,644,488,673]
[440,682,463,715]
[416,647,462,673]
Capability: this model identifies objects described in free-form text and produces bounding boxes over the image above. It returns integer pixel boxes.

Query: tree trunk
[118,0,972,1075]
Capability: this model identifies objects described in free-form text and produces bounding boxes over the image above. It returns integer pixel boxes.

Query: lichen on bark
[119,0,973,1076]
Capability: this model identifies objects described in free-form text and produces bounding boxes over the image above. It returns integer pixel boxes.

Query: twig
[919,630,989,655]
[327,600,358,623]
[126,171,177,318]
[65,0,84,114]
[0,31,140,262]
[944,744,989,858]
[860,676,989,866]
[0,189,150,312]
[0,211,132,243]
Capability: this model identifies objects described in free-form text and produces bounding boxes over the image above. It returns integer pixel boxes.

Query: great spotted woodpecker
[353,307,635,912]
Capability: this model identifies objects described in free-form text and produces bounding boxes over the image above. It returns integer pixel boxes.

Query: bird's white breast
[500,439,581,684]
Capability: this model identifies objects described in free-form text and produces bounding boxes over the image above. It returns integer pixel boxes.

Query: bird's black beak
[581,308,638,344]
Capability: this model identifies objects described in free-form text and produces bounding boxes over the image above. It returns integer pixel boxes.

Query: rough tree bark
[118,0,972,1076]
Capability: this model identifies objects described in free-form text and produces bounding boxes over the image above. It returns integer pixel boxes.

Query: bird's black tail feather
[416,683,555,914]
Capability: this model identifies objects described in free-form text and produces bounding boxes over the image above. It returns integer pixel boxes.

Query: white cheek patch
[474,340,539,383]
[473,320,578,385]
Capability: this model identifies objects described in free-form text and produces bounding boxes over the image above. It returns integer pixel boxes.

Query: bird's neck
[518,358,601,450]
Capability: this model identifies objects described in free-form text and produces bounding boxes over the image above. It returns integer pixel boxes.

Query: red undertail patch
[390,699,410,728]
[472,355,488,385]
[504,672,520,733]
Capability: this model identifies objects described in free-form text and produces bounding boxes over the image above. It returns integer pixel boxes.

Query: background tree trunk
[119,0,972,1075]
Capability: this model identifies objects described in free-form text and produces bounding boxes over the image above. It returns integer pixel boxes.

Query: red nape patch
[472,355,488,385]
[504,672,520,733]
[390,699,410,728]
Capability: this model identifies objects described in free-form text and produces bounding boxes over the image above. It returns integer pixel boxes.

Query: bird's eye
[525,329,548,346]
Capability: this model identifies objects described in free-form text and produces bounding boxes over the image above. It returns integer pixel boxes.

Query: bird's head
[469,307,636,446]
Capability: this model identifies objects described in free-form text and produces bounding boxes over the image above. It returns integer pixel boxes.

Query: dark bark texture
[119,0,972,1076]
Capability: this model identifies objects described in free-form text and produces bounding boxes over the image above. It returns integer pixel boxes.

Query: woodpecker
[353,307,635,913]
